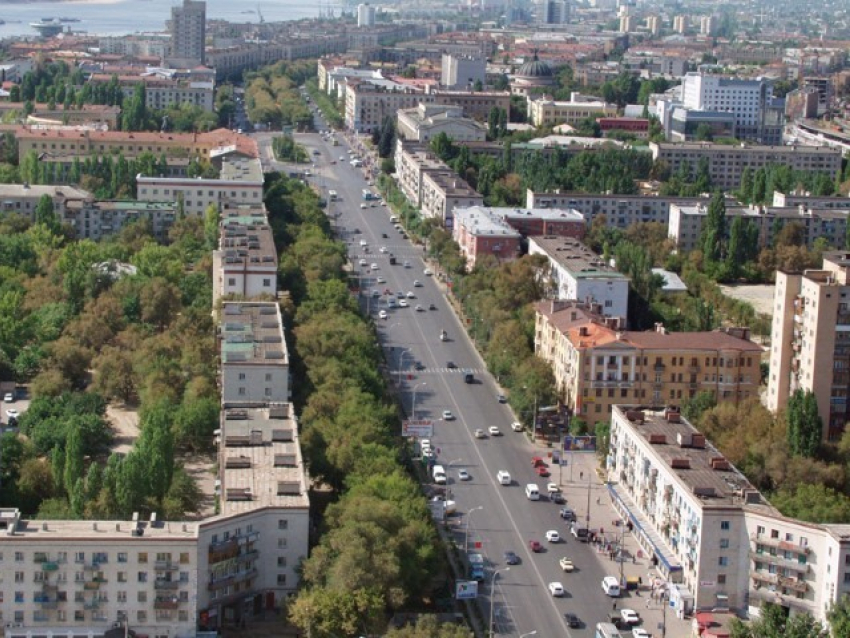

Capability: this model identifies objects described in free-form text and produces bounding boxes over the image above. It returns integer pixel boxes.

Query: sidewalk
[553,450,692,637]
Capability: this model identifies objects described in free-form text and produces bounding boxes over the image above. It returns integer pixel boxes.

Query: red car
[535,466,551,477]
[529,540,542,552]
[532,456,547,467]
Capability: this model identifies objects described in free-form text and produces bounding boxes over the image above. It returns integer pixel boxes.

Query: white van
[497,471,511,485]
[525,483,540,500]
[432,465,446,485]
[390,215,398,223]
[601,576,620,597]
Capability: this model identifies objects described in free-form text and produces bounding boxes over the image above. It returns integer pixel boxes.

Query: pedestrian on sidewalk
[646,598,651,609]
[580,471,584,480]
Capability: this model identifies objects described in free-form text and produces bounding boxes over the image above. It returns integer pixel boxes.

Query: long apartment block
[608,405,850,624]
[650,142,841,190]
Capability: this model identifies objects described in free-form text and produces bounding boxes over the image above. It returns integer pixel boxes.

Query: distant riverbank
[0,0,321,37]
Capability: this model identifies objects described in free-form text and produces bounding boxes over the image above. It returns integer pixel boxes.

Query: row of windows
[6,551,190,564]
[2,609,190,624]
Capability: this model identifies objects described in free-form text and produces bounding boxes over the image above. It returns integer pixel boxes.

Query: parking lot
[1,387,29,431]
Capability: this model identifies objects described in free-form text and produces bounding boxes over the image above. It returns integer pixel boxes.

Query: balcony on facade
[750,533,810,555]
[749,550,810,574]
[155,578,180,591]
[750,569,809,593]
[155,560,179,571]
[207,567,258,591]
[154,597,182,610]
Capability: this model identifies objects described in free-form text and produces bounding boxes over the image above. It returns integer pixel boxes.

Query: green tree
[378,116,395,158]
[827,595,850,638]
[786,389,822,458]
[730,602,826,637]
[695,123,714,141]
[385,616,471,638]
[63,427,84,494]
[682,390,717,422]
[289,587,385,638]
[701,190,727,268]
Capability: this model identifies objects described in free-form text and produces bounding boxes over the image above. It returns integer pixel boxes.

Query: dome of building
[517,53,552,78]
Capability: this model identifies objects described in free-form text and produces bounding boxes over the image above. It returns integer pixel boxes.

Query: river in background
[0,0,331,39]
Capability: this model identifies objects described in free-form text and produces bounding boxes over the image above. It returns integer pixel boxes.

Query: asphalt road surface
[283,125,639,638]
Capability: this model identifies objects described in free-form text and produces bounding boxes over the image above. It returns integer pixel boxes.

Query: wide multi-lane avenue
[275,120,653,637]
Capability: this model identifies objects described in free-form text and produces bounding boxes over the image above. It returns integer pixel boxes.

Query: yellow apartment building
[535,300,763,420]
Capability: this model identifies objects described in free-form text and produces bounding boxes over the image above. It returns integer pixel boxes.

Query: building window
[138,611,147,623]
[138,552,148,563]
[277,574,287,585]
[719,539,729,549]
[138,571,148,583]
[278,519,288,530]
[118,552,128,563]
[138,591,147,603]
[180,553,190,564]
[118,591,127,603]
[720,521,730,531]
[718,557,729,566]
[717,574,727,585]
[118,572,127,583]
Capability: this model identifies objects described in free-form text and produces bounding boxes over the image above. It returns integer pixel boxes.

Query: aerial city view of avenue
[5,0,850,636]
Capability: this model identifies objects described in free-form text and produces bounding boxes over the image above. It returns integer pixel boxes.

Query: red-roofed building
[534,300,763,418]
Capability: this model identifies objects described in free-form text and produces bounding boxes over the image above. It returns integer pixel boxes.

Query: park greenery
[729,599,850,637]
[260,172,444,636]
[244,60,316,130]
[0,198,217,521]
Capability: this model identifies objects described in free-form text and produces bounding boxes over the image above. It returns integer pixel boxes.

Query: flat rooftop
[0,184,89,199]
[220,302,288,366]
[219,403,309,514]
[67,200,177,213]
[219,211,277,270]
[454,206,521,237]
[220,156,264,182]
[530,236,626,279]
[652,141,839,154]
[613,406,772,511]
[0,508,201,541]
[424,170,480,198]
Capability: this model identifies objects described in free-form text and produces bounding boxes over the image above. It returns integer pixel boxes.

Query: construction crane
[257,4,264,24]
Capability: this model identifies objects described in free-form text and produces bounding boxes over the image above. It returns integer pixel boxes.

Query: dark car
[447,361,457,369]
[381,233,388,238]
[551,493,566,504]
[560,507,577,522]
[414,362,426,371]
[429,303,437,310]
[504,551,519,565]
[564,613,580,628]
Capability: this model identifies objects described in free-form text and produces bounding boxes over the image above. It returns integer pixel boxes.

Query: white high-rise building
[357,3,376,27]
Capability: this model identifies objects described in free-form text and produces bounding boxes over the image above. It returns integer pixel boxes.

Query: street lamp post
[586,467,592,530]
[411,382,427,419]
[398,349,411,385]
[489,567,509,638]
[465,506,483,553]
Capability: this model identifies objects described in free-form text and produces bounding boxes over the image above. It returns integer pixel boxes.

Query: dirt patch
[719,283,776,317]
[182,452,218,520]
[107,404,140,455]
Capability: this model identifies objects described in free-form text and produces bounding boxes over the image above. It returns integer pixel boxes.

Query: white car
[406,291,415,299]
[359,259,367,266]
[379,246,388,254]
[548,582,565,597]
[378,310,387,320]
[360,203,367,209]
[458,469,470,481]
[621,610,641,625]
[442,410,455,421]
[420,439,431,450]
[511,421,523,431]
[3,393,13,403]
[398,300,409,308]
[632,630,651,638]
[376,276,386,283]
[413,280,422,287]
[488,426,502,437]
[359,240,368,246]
[371,290,380,298]
[5,408,18,419]
[421,448,435,459]
[474,428,486,439]
[545,530,561,543]
[415,304,424,312]
[370,263,379,270]
[547,483,561,494]
[559,557,575,572]
[423,267,433,276]
[339,155,345,161]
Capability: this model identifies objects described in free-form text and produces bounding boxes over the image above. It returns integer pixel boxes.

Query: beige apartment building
[535,301,763,419]
[345,79,434,133]
[768,252,850,441]
[527,96,617,127]
[649,142,842,190]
